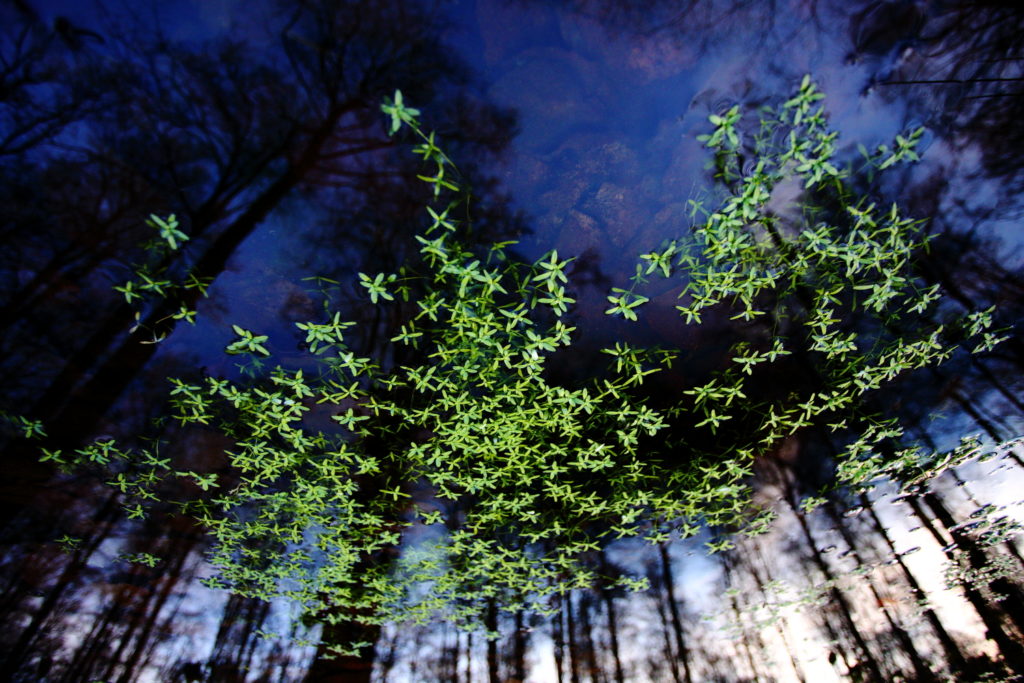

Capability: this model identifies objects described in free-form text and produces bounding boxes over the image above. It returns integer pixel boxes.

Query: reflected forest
[2,1,1023,682]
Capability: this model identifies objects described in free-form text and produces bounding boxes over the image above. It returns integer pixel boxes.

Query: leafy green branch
[36,80,1010,655]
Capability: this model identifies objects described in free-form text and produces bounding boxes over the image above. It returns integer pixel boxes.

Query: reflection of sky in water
[2,0,1023,679]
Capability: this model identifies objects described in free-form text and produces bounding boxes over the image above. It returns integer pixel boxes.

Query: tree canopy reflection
[2,1,1024,681]
[9,77,1019,679]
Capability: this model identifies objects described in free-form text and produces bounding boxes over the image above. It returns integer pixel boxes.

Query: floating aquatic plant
[25,79,1005,646]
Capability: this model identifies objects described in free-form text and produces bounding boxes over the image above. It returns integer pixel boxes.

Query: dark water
[1,0,1023,680]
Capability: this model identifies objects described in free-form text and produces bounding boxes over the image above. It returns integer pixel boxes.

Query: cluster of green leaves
[0,410,47,440]
[113,214,210,341]
[34,82,1004,643]
[615,76,1001,502]
[158,92,700,628]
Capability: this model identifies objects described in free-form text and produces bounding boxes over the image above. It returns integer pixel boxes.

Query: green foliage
[30,82,1006,646]
[148,213,189,250]
[119,552,162,567]
[226,325,270,356]
[0,411,47,440]
[381,90,421,136]
[113,213,210,342]
[55,534,82,553]
[357,272,397,304]
[614,78,1001,500]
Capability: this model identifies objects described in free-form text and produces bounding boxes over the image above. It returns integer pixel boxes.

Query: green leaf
[380,90,421,135]
[147,214,188,250]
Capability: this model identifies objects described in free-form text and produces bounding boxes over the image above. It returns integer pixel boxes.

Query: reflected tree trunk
[304,620,379,683]
[721,553,761,682]
[907,495,1024,670]
[935,371,1010,444]
[486,597,499,683]
[112,523,197,683]
[658,542,692,683]
[970,355,1024,414]
[745,542,807,682]
[438,623,457,683]
[822,498,935,680]
[0,492,120,679]
[510,609,528,682]
[923,492,1024,633]
[599,552,625,683]
[859,491,969,675]
[786,495,886,681]
[564,590,580,683]
[942,468,1024,574]
[32,104,356,452]
[577,593,600,683]
[649,560,681,683]
[206,593,272,682]
[375,627,398,683]
[554,592,566,683]
[67,605,121,681]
